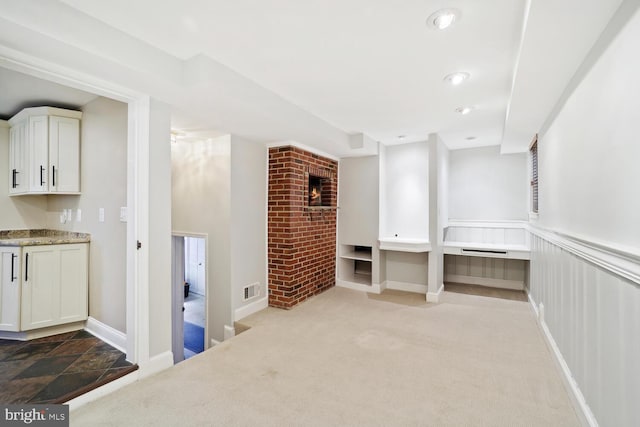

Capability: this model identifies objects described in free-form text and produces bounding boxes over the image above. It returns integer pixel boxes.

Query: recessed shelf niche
[339,245,372,285]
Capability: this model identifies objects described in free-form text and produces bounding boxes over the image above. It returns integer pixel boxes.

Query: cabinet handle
[12,169,17,188]
[25,253,29,282]
[52,165,56,187]
[40,165,45,186]
[11,253,17,282]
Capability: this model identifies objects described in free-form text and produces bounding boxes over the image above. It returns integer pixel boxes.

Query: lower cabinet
[0,243,88,333]
[0,247,21,331]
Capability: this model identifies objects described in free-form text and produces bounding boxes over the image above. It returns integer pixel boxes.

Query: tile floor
[0,330,137,404]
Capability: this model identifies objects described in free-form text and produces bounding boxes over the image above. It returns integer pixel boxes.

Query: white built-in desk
[443,222,530,290]
[378,237,431,253]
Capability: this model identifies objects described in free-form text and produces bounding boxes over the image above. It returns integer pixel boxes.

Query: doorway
[171,234,208,364]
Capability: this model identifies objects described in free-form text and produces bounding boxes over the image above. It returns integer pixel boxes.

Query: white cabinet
[9,107,82,195]
[0,244,88,333]
[0,247,21,331]
[8,121,27,194]
[21,244,88,331]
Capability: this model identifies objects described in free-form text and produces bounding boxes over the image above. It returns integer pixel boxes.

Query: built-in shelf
[338,245,372,286]
[378,237,431,253]
[340,247,373,262]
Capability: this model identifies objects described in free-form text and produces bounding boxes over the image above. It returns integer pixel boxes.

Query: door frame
[0,48,151,365]
[171,231,209,363]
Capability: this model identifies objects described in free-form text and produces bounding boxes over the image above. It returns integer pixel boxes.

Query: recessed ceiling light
[444,72,470,86]
[466,136,477,140]
[426,8,461,30]
[397,135,406,140]
[455,106,473,115]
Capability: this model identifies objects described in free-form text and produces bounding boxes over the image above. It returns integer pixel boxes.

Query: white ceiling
[0,67,97,120]
[1,0,625,156]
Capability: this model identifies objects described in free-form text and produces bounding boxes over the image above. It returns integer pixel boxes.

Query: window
[530,135,538,213]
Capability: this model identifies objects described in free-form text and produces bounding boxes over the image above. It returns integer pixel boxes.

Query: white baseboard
[0,321,84,341]
[210,338,221,347]
[445,274,524,291]
[336,279,382,294]
[234,296,268,321]
[426,284,444,303]
[137,351,174,379]
[85,316,127,353]
[384,280,427,294]
[528,293,598,427]
[224,325,235,340]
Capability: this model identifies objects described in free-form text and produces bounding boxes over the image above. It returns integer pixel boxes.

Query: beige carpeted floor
[71,287,579,426]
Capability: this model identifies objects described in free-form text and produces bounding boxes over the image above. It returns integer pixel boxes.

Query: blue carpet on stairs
[184,321,204,353]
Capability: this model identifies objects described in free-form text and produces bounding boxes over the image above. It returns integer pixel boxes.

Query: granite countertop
[0,229,91,246]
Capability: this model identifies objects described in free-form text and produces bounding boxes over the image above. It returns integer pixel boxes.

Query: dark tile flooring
[0,330,137,404]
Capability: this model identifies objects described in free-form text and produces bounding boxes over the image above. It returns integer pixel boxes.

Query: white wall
[172,135,232,343]
[381,141,429,239]
[449,146,528,221]
[47,97,128,333]
[338,155,379,246]
[0,120,47,229]
[147,99,172,358]
[230,136,267,316]
[538,10,640,253]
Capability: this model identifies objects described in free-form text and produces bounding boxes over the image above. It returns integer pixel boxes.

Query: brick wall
[268,146,338,309]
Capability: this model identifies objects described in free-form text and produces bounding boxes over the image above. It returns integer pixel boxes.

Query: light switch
[120,207,127,223]
[99,208,105,222]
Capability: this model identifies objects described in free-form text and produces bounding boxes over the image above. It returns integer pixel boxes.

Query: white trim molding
[234,296,268,322]
[85,317,127,353]
[528,224,640,285]
[426,284,444,303]
[384,280,428,294]
[137,351,173,379]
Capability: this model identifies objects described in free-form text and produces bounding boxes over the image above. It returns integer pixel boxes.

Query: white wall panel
[529,233,640,426]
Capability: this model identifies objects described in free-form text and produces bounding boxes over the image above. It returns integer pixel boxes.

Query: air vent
[243,283,260,301]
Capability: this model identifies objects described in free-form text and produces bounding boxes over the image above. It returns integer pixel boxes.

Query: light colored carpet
[71,287,579,426]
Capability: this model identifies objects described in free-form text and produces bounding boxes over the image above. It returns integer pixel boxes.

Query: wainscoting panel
[528,232,640,427]
[444,254,526,290]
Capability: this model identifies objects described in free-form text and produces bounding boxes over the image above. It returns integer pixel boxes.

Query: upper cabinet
[8,107,82,195]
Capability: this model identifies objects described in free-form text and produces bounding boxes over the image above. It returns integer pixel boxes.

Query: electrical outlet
[76,209,82,222]
[99,208,105,223]
[119,207,127,222]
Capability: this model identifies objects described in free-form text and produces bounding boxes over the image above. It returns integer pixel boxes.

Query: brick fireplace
[268,146,338,309]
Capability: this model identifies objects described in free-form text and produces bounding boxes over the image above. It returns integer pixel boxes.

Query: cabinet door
[21,244,88,331]
[0,247,21,332]
[58,244,88,323]
[49,116,80,193]
[21,246,59,330]
[8,122,27,195]
[28,116,49,193]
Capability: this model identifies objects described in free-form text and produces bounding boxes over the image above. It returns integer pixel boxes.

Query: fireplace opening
[308,175,327,206]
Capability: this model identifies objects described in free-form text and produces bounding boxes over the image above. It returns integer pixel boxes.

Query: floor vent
[243,283,260,301]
